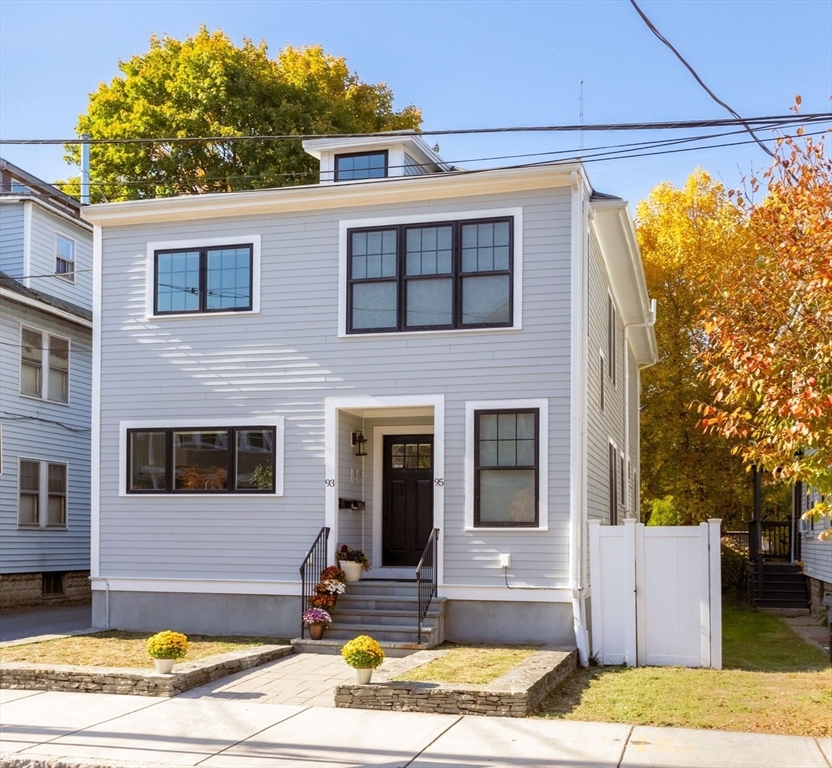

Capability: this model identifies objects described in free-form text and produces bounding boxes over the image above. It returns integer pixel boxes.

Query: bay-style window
[347,217,513,333]
[19,459,67,529]
[127,426,277,493]
[474,409,539,527]
[20,327,69,403]
[154,244,253,315]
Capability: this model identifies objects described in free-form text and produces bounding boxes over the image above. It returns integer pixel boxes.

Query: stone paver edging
[335,646,578,717]
[0,644,292,697]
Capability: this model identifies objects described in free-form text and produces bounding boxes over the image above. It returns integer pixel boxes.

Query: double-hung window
[348,217,513,333]
[20,327,69,403]
[55,234,75,281]
[19,459,67,528]
[127,426,277,493]
[474,409,539,527]
[154,244,253,315]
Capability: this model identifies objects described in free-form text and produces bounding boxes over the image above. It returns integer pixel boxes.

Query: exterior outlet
[500,553,511,569]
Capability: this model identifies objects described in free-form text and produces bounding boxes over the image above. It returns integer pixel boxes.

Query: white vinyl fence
[589,518,722,669]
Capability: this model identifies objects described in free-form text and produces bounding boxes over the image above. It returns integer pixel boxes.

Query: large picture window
[335,151,388,181]
[154,244,252,315]
[347,217,513,333]
[20,327,69,403]
[474,409,539,527]
[127,426,276,493]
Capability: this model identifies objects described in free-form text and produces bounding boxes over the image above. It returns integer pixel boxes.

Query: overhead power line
[628,0,778,160]
[0,113,828,146]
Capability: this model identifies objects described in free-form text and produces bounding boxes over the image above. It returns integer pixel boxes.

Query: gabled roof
[0,157,82,219]
[0,271,93,326]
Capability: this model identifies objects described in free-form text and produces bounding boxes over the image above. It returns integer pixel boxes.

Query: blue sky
[1,0,830,208]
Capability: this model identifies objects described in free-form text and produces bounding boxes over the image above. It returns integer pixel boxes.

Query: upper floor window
[607,295,617,385]
[19,459,67,529]
[127,426,277,493]
[347,217,513,333]
[335,151,388,181]
[154,244,252,315]
[55,234,75,282]
[20,327,69,403]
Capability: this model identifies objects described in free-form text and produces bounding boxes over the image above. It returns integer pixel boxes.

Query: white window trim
[118,416,284,497]
[337,207,524,338]
[55,232,76,283]
[18,457,69,529]
[19,325,71,406]
[464,398,549,531]
[145,234,261,320]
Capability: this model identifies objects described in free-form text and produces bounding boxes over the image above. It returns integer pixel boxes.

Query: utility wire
[628,0,777,160]
[1,411,91,433]
[1,113,827,146]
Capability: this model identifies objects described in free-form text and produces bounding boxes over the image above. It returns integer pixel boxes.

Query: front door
[382,434,434,567]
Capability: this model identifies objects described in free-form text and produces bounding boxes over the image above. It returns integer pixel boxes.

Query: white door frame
[325,395,445,585]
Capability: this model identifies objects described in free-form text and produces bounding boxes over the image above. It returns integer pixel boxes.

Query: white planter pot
[339,560,363,582]
[354,667,373,685]
[154,658,174,674]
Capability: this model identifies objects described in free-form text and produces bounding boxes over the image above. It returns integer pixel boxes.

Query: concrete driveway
[0,603,92,642]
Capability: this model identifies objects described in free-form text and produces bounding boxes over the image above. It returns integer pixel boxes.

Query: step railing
[299,526,330,639]
[416,528,439,645]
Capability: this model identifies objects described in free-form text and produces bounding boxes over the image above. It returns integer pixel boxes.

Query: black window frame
[126,426,277,494]
[474,408,539,528]
[347,216,514,334]
[153,244,253,316]
[335,150,389,181]
[607,294,617,385]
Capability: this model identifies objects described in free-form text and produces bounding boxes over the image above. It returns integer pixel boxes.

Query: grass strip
[394,644,538,685]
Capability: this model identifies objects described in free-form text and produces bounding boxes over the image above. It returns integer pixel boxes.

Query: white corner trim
[91,224,102,577]
[464,398,549,531]
[144,234,261,319]
[337,207,523,337]
[90,577,301,596]
[438,585,572,603]
[22,200,32,290]
[117,416,285,497]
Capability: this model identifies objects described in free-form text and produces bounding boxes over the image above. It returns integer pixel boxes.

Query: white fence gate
[589,518,722,669]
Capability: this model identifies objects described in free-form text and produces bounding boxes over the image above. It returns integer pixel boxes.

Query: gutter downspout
[623,299,657,522]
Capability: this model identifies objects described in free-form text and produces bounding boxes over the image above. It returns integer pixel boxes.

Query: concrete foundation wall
[444,600,574,645]
[0,571,91,609]
[807,576,832,620]
[93,591,300,638]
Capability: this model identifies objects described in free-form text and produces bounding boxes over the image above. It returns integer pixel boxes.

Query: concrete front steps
[291,579,445,657]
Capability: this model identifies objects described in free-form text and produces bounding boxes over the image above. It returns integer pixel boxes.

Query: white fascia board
[0,196,93,232]
[0,288,93,329]
[590,199,658,365]
[82,163,580,227]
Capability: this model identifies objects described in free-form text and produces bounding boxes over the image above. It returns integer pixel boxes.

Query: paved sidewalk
[1,687,830,767]
[0,604,92,643]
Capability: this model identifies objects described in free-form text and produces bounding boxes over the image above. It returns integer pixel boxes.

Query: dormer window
[335,151,388,181]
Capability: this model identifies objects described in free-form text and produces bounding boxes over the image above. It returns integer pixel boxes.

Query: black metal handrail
[416,528,439,645]
[750,520,792,562]
[299,526,330,639]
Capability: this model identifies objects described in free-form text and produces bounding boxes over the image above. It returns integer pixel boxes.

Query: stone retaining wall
[335,648,578,717]
[0,644,292,697]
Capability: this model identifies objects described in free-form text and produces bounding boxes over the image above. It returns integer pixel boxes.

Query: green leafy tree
[62,28,421,200]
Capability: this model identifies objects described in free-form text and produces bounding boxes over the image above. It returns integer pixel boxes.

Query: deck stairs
[746,561,810,609]
[291,579,446,657]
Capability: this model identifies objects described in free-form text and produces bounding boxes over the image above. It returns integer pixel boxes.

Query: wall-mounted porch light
[352,430,368,456]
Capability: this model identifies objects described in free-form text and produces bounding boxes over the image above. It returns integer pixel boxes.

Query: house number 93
[325,479,335,487]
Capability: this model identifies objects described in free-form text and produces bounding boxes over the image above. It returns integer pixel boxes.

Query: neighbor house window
[20,327,69,403]
[127,426,276,493]
[18,459,67,529]
[348,217,513,333]
[154,244,253,315]
[474,409,539,527]
[55,234,75,281]
[607,295,617,385]
[335,151,388,181]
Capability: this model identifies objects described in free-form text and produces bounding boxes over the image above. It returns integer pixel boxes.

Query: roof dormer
[302,132,453,184]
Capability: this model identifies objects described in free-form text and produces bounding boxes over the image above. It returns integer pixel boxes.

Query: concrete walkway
[1,686,830,768]
[0,604,92,643]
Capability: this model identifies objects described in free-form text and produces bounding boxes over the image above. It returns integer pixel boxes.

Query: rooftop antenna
[578,80,584,155]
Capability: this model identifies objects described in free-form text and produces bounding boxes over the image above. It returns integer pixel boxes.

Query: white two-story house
[0,159,93,608]
[83,135,656,659]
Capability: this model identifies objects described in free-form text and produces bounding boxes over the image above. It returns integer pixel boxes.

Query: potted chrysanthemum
[336,544,370,582]
[146,630,188,674]
[341,634,385,684]
[302,608,332,640]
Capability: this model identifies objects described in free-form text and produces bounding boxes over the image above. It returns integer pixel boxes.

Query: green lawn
[535,603,831,737]
[394,644,539,685]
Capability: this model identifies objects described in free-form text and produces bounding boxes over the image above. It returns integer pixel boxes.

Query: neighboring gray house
[0,159,93,608]
[797,487,831,617]
[83,135,657,659]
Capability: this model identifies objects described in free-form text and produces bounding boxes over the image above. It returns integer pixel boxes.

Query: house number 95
[434,478,444,486]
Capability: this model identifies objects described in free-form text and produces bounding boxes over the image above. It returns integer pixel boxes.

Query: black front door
[382,434,434,567]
